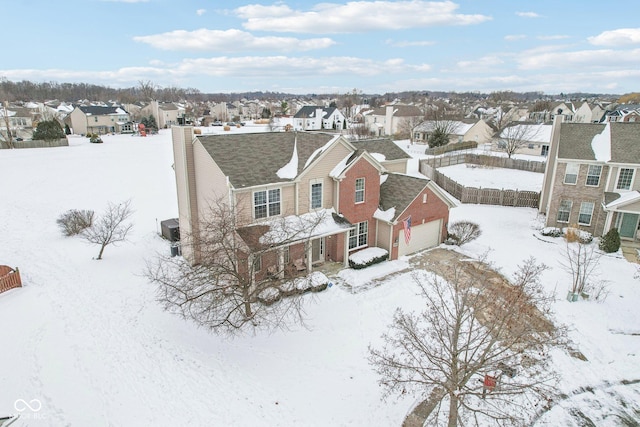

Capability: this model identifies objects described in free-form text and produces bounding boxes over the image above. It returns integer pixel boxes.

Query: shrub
[540,227,563,238]
[32,120,65,141]
[599,228,621,253]
[564,227,593,244]
[88,133,103,143]
[447,221,482,246]
[348,248,388,269]
[57,209,95,236]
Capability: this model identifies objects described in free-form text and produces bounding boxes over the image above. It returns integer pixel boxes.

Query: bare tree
[145,198,331,335]
[1,101,14,149]
[420,101,464,147]
[369,256,561,427]
[137,80,156,101]
[82,200,134,260]
[559,234,601,299]
[395,116,424,143]
[496,123,541,158]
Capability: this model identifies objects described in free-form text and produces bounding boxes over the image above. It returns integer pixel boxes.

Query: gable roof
[370,104,423,117]
[350,138,410,161]
[379,173,430,221]
[197,132,338,188]
[558,122,640,163]
[78,105,128,116]
[293,106,339,119]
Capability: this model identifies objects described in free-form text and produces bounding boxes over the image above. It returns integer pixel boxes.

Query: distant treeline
[0,77,620,104]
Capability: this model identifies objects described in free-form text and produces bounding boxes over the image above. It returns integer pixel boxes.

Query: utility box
[160,218,180,242]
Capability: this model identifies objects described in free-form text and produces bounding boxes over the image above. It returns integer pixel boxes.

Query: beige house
[141,101,184,129]
[540,118,640,240]
[363,104,423,137]
[67,106,130,135]
[413,119,493,145]
[494,123,553,156]
[171,128,455,274]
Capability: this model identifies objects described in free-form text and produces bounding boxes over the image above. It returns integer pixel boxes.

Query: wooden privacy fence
[423,153,546,173]
[425,168,541,208]
[0,265,22,294]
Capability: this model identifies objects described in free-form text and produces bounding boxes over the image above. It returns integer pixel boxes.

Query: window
[557,200,572,223]
[616,168,634,190]
[585,165,602,186]
[283,246,290,264]
[564,163,579,184]
[578,202,595,226]
[348,221,368,250]
[311,182,323,209]
[422,193,428,203]
[254,255,262,272]
[355,178,365,203]
[254,188,281,219]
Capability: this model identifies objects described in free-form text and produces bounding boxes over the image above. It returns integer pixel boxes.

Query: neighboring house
[66,105,130,135]
[140,101,185,129]
[540,118,640,240]
[600,106,640,123]
[363,104,423,137]
[0,106,35,140]
[413,119,493,145]
[494,123,553,156]
[171,128,456,277]
[293,106,346,131]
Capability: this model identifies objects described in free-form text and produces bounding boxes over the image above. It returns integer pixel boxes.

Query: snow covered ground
[437,163,544,192]
[0,130,638,426]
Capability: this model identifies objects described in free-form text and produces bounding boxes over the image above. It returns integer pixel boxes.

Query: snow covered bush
[540,227,563,238]
[56,209,95,236]
[447,221,481,246]
[88,133,103,143]
[349,247,388,269]
[564,227,593,244]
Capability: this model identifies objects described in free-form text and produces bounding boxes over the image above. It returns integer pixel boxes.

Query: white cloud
[173,56,431,77]
[537,35,570,41]
[455,55,505,71]
[517,48,640,70]
[385,39,436,47]
[133,29,336,52]
[516,11,541,18]
[196,9,206,16]
[504,35,526,41]
[236,1,491,33]
[588,28,640,46]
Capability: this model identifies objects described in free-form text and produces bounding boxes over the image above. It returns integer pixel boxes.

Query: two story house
[413,119,493,145]
[67,105,131,135]
[171,127,456,276]
[540,118,640,240]
[293,106,346,131]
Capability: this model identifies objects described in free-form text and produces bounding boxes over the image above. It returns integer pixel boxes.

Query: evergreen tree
[33,120,65,140]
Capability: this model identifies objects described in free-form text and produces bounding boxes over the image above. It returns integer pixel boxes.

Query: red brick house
[171,127,457,276]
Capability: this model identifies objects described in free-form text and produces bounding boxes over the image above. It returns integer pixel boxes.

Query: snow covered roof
[603,191,640,210]
[558,122,640,164]
[237,208,352,250]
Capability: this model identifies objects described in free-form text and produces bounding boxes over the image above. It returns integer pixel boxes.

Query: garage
[397,219,442,257]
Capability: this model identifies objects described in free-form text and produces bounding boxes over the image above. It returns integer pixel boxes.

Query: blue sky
[4,0,640,95]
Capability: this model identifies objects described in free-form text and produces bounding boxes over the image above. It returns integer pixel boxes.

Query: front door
[311,237,325,264]
[618,213,639,239]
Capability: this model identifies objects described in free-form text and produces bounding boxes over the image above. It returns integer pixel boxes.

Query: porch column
[278,249,285,279]
[603,211,614,235]
[306,243,313,273]
[343,230,350,268]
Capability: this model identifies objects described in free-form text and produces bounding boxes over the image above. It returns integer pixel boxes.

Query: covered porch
[603,191,640,242]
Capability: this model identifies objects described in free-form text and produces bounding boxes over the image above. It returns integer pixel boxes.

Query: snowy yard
[0,130,638,426]
[437,163,544,192]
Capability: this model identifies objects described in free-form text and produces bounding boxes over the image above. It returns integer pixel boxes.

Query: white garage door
[398,219,442,257]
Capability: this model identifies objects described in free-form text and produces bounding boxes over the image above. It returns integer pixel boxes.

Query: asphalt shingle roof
[197,132,337,188]
[351,138,410,161]
[558,122,640,163]
[379,173,430,221]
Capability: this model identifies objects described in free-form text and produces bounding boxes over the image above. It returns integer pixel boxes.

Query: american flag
[402,216,412,245]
